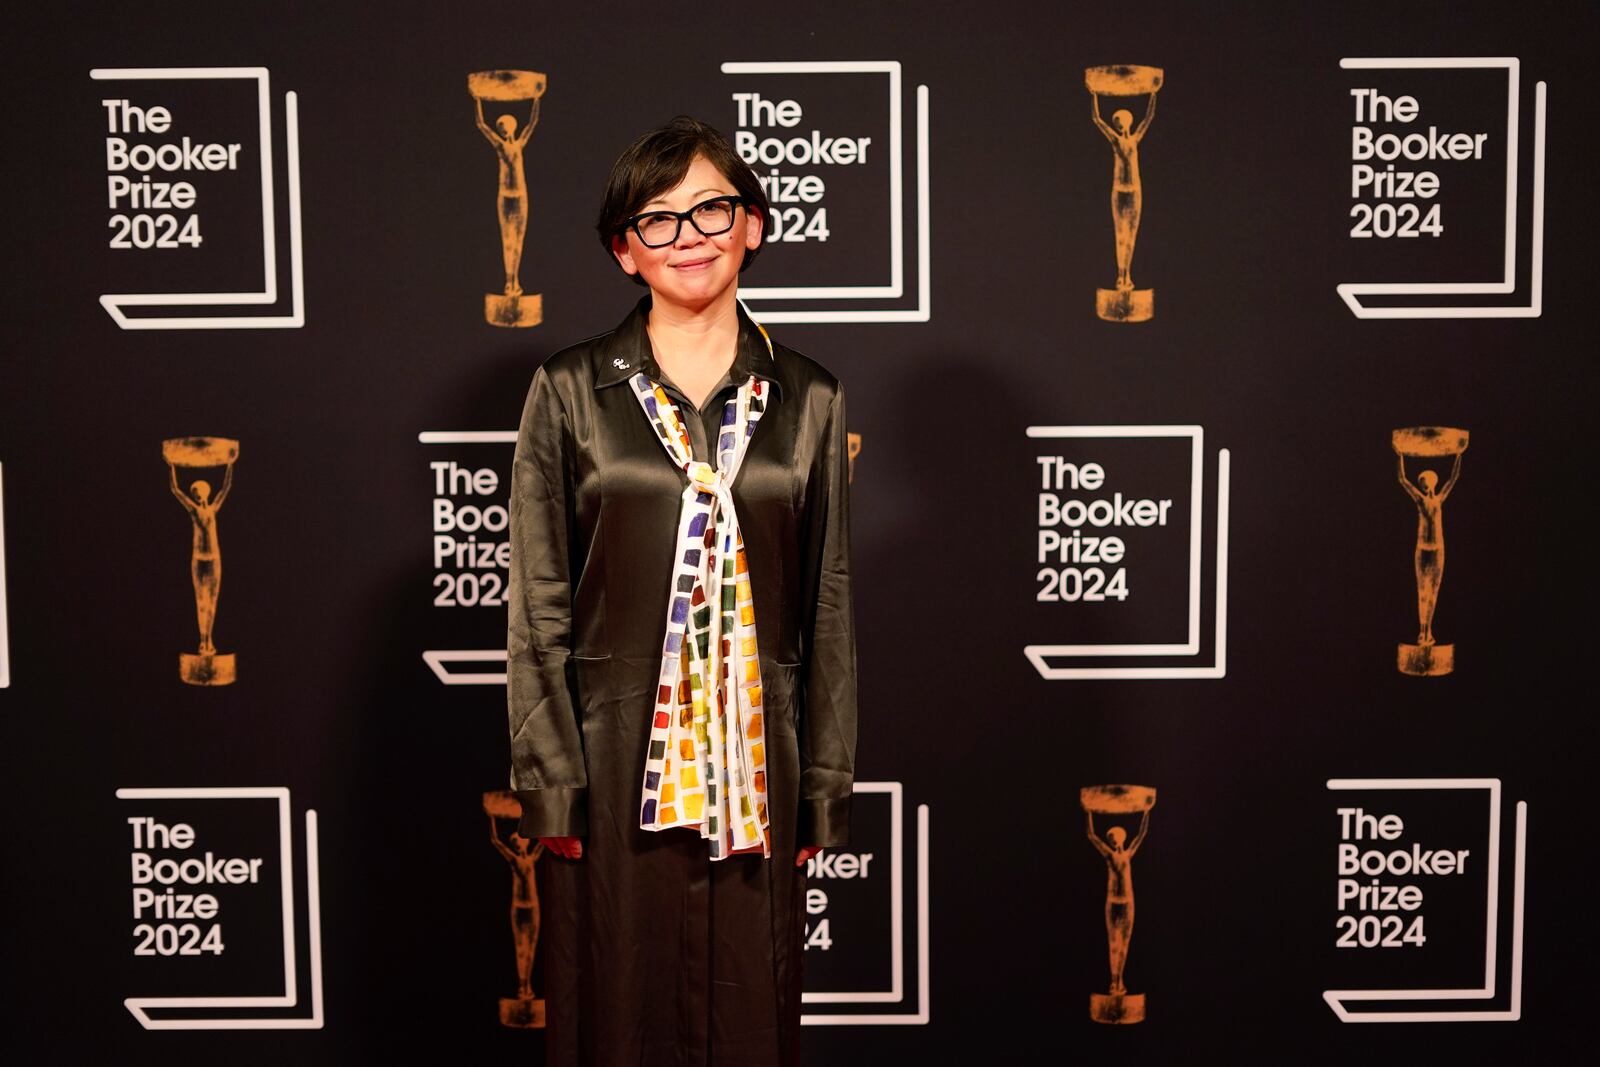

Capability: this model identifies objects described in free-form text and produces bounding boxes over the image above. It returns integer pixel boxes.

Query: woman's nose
[674,221,707,248]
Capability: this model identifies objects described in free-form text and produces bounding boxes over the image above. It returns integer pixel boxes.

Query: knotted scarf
[628,336,773,860]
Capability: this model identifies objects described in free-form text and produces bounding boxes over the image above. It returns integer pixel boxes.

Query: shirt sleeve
[796,382,859,847]
[506,364,588,840]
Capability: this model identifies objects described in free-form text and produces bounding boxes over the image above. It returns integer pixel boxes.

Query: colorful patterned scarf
[628,345,772,860]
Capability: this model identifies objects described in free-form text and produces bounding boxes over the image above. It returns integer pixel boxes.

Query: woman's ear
[742,204,765,251]
[611,232,639,275]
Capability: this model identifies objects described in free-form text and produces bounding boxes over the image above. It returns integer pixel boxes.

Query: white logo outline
[1322,777,1527,1023]
[0,463,9,689]
[1336,57,1547,320]
[418,430,517,685]
[90,66,306,330]
[1023,426,1231,680]
[116,786,325,1029]
[723,60,932,324]
[801,782,932,1026]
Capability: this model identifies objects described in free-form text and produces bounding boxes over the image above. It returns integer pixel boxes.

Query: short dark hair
[595,116,769,284]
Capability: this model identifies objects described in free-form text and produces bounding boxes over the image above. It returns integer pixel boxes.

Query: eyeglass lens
[636,199,737,247]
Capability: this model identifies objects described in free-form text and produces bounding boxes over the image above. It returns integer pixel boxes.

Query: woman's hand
[540,836,584,859]
[795,846,823,868]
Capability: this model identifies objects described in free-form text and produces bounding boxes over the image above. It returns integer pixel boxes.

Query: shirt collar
[593,294,781,398]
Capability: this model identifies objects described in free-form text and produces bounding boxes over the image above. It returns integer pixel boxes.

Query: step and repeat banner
[2,0,1594,1061]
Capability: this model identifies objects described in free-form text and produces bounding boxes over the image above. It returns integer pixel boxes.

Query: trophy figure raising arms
[471,69,547,328]
[1086,65,1163,323]
[1082,784,1155,1023]
[164,436,238,686]
[1393,427,1467,676]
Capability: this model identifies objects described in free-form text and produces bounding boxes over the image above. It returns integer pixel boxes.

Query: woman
[506,116,858,1066]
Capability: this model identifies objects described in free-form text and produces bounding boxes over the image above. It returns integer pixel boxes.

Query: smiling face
[610,154,764,314]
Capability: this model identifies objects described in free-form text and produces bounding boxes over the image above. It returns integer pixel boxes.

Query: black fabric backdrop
[2,0,1596,1061]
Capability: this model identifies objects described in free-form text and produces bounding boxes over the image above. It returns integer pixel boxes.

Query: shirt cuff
[514,788,588,839]
[798,796,852,848]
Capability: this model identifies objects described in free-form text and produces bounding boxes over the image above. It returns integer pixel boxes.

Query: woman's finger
[539,835,584,859]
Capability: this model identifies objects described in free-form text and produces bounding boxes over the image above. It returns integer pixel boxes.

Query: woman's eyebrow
[641,188,730,209]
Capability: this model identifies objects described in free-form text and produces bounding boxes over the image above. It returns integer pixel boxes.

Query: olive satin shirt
[507,295,858,848]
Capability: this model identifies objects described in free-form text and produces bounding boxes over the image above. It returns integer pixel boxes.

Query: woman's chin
[652,272,736,309]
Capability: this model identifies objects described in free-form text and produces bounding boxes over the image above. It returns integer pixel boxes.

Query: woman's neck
[645,290,740,370]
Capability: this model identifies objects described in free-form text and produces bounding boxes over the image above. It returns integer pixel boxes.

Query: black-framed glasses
[622,195,747,248]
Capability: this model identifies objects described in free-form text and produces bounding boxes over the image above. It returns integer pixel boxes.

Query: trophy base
[179,652,236,686]
[1090,992,1145,1024]
[486,293,543,328]
[498,996,546,1028]
[1096,288,1153,323]
[1398,642,1453,676]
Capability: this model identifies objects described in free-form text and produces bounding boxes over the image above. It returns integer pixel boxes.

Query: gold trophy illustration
[1086,65,1162,323]
[485,791,547,1028]
[1393,427,1467,676]
[1082,784,1154,1024]
[470,69,546,328]
[163,437,237,686]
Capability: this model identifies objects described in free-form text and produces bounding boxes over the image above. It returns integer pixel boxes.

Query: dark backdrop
[2,0,1595,1061]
